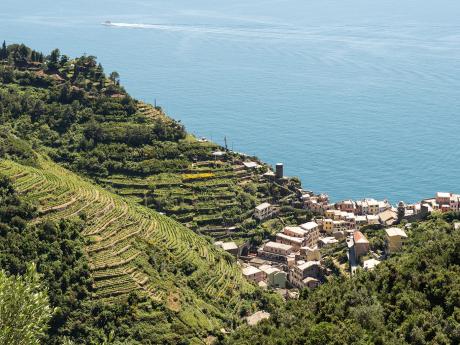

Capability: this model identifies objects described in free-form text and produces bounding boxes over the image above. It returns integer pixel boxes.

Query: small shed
[245,311,270,326]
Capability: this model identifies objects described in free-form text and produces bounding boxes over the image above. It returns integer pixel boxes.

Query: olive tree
[0,263,52,345]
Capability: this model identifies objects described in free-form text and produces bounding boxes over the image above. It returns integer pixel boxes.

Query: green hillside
[0,41,294,344]
[0,42,307,241]
[0,153,265,344]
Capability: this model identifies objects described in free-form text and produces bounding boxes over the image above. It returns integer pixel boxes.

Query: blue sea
[2,0,460,203]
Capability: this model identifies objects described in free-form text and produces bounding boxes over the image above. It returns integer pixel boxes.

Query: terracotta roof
[353,231,369,244]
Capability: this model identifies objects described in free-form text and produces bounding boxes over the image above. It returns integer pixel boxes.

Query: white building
[300,221,320,247]
[363,258,381,271]
[276,233,304,250]
[243,161,260,169]
[254,202,275,220]
[245,311,270,326]
[262,241,294,256]
[318,237,338,248]
[220,242,238,256]
[366,215,380,225]
[242,266,266,283]
[290,261,321,289]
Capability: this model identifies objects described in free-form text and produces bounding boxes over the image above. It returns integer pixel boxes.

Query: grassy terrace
[0,156,255,327]
[100,153,273,238]
[75,103,277,240]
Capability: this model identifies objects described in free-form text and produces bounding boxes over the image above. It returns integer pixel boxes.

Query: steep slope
[0,154,256,342]
[0,43,307,242]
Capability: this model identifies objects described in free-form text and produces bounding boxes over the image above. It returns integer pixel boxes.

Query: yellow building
[385,227,408,254]
[323,218,334,234]
[324,209,336,219]
[367,200,380,215]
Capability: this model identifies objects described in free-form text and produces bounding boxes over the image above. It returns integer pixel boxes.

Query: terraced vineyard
[0,156,255,323]
[101,158,273,237]
[137,101,175,123]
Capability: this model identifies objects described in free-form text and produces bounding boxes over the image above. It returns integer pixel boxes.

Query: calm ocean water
[2,0,460,203]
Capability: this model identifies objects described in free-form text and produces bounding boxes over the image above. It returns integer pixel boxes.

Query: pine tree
[0,40,7,60]
[60,54,69,65]
[109,71,120,83]
[47,48,61,70]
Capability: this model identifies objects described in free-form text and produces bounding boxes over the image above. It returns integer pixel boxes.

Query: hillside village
[215,172,459,300]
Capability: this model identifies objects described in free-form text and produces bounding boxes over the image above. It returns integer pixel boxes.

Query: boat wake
[101,21,301,39]
[100,21,460,55]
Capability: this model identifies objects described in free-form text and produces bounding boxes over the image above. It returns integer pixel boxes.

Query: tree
[96,62,104,74]
[83,118,103,143]
[47,48,61,70]
[109,71,120,83]
[9,44,30,66]
[0,263,53,345]
[30,50,43,63]
[0,41,7,60]
[59,54,69,65]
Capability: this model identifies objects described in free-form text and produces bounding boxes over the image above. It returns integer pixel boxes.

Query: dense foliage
[224,215,460,345]
[0,263,52,345]
[0,44,188,177]
[0,175,94,343]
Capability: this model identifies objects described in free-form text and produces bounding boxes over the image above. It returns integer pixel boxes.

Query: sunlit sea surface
[2,0,460,203]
